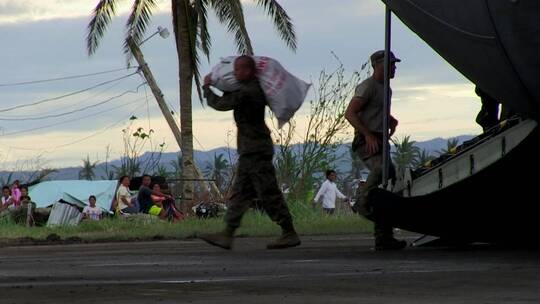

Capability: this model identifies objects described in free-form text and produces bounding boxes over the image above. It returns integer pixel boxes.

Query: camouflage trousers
[225,153,294,231]
[355,153,396,239]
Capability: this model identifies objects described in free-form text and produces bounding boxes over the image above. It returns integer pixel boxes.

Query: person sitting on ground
[82,195,103,221]
[19,186,31,204]
[6,185,36,225]
[148,183,185,222]
[116,176,138,214]
[137,175,173,214]
[1,186,14,210]
[19,185,36,215]
[148,183,171,221]
[10,180,21,209]
[313,170,347,215]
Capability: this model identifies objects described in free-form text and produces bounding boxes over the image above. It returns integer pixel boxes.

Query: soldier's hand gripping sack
[210,56,311,128]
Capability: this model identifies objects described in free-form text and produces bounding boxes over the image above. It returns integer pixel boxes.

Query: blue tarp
[29,180,118,211]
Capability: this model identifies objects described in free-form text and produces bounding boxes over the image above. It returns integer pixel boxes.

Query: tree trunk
[173,0,195,205]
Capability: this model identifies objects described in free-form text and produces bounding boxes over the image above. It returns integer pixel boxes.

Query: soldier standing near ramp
[345,50,407,251]
[199,55,301,250]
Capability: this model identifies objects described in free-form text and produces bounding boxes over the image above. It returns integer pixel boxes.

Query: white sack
[210,56,311,128]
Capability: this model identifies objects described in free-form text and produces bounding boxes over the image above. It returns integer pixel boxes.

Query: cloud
[391,82,481,140]
[0,2,32,16]
[0,0,170,24]
[0,0,482,168]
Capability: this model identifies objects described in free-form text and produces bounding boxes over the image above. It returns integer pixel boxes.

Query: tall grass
[0,202,372,244]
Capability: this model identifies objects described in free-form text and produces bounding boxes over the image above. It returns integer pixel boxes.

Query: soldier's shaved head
[234,55,256,82]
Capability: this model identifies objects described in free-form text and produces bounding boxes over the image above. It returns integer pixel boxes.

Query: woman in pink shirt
[148,183,169,220]
[149,184,184,222]
[10,180,21,208]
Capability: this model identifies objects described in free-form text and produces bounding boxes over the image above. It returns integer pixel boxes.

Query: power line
[193,134,208,152]
[25,75,131,118]
[0,67,138,87]
[0,71,139,113]
[0,96,146,137]
[0,83,146,121]
[8,102,147,153]
[142,76,152,130]
[4,77,131,119]
[50,103,148,151]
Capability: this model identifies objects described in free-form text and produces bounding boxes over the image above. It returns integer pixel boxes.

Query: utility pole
[382,7,392,188]
[127,37,222,201]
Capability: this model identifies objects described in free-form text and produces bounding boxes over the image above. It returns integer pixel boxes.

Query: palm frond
[123,0,157,63]
[194,0,212,61]
[253,0,297,51]
[184,0,204,102]
[210,0,254,55]
[171,0,201,102]
[87,0,121,56]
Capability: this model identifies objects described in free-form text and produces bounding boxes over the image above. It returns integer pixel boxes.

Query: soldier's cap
[370,50,401,66]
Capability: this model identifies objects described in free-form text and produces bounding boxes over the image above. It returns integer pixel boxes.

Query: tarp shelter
[29,180,118,211]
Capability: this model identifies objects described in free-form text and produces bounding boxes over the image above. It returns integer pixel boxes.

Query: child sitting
[82,195,103,221]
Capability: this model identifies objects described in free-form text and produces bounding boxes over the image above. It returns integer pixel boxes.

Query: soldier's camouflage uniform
[203,79,294,231]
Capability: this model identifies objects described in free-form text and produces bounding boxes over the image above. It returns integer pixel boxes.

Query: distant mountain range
[0,135,474,182]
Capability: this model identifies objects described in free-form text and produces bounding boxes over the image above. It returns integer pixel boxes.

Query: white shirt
[83,206,102,220]
[314,180,346,209]
[116,185,131,210]
[1,196,12,208]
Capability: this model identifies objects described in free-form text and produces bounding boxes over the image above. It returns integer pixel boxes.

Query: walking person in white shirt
[313,170,347,215]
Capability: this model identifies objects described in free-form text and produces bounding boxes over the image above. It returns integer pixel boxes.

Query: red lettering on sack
[256,57,269,73]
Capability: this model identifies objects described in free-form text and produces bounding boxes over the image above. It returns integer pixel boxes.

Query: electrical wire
[8,76,130,118]
[0,96,146,137]
[0,71,139,113]
[0,67,138,87]
[142,77,152,130]
[8,102,147,153]
[50,103,148,151]
[0,83,146,121]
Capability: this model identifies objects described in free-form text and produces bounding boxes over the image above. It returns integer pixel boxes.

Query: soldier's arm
[345,97,380,154]
[345,97,372,137]
[203,85,243,111]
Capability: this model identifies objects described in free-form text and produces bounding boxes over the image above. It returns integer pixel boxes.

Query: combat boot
[267,230,301,249]
[199,227,235,250]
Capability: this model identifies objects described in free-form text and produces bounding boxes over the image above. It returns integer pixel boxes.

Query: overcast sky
[0,0,482,169]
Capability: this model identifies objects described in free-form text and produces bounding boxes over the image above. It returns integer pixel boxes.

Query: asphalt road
[1,235,539,303]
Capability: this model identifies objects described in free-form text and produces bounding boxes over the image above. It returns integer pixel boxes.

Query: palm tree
[391,135,420,178]
[439,138,460,155]
[87,0,297,204]
[204,153,229,191]
[79,155,98,180]
[414,149,435,168]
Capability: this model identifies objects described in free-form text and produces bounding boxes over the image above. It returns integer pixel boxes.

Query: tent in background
[29,180,118,211]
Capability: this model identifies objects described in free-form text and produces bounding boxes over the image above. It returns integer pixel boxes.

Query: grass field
[0,202,373,245]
